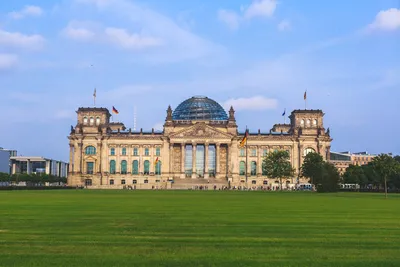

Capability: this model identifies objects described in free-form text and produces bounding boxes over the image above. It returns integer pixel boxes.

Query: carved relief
[219,146,227,175]
[173,145,182,172]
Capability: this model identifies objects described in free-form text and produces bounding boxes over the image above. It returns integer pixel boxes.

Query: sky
[0,0,399,162]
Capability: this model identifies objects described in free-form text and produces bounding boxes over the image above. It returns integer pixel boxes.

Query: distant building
[10,156,69,178]
[0,148,17,174]
[329,151,377,175]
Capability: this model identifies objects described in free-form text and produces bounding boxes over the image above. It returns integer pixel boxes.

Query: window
[83,117,88,125]
[89,117,94,125]
[263,149,268,156]
[155,161,162,175]
[85,179,92,186]
[122,148,127,156]
[121,160,127,174]
[156,147,161,156]
[133,180,137,184]
[144,179,149,184]
[96,117,100,125]
[262,161,267,176]
[132,160,139,175]
[240,149,245,157]
[251,161,257,176]
[251,149,257,157]
[121,179,126,185]
[110,148,115,156]
[109,160,116,174]
[85,146,96,155]
[306,119,311,126]
[300,119,305,126]
[252,180,257,184]
[110,179,114,185]
[133,148,138,156]
[144,148,150,156]
[303,148,315,157]
[144,160,150,175]
[86,162,94,174]
[239,161,246,175]
[313,119,317,126]
[263,180,268,185]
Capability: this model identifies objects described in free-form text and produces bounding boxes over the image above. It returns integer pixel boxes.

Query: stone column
[180,143,185,179]
[191,143,197,179]
[216,143,220,176]
[27,160,31,175]
[69,144,74,173]
[150,145,154,174]
[169,143,174,176]
[204,143,209,179]
[116,145,121,174]
[97,142,102,174]
[12,163,16,174]
[139,145,144,174]
[257,146,262,177]
[78,143,83,174]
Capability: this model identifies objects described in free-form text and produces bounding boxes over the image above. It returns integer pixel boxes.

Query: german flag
[154,157,159,165]
[112,106,119,114]
[304,90,307,100]
[239,130,248,148]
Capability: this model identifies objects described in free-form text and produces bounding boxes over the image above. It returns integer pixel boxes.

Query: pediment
[169,123,233,139]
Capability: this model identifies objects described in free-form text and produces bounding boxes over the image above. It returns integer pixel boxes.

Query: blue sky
[0,0,399,161]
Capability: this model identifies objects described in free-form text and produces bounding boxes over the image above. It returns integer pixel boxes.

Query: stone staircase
[171,178,229,190]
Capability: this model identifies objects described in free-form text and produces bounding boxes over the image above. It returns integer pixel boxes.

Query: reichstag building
[68,96,332,188]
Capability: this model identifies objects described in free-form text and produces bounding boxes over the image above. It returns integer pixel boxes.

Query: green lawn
[0,190,399,267]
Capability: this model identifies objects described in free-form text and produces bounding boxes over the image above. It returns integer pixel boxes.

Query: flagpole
[304,90,307,110]
[245,126,248,184]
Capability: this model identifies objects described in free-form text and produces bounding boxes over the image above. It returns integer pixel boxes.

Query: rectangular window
[133,148,138,156]
[263,149,268,156]
[122,148,127,156]
[251,149,257,157]
[156,147,161,156]
[110,148,115,156]
[110,179,114,185]
[240,149,245,157]
[145,148,149,156]
[86,162,94,174]
[121,179,126,185]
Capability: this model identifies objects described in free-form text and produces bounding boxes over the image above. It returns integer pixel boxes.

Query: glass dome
[172,96,228,121]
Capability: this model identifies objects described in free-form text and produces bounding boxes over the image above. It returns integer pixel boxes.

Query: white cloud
[278,19,291,31]
[219,0,277,30]
[63,26,95,41]
[218,10,240,30]
[368,8,400,32]
[105,27,162,49]
[9,5,43,19]
[223,96,278,111]
[0,54,18,70]
[243,0,277,19]
[75,0,222,62]
[0,29,45,50]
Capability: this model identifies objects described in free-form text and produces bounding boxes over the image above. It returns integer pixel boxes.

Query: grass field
[0,190,400,267]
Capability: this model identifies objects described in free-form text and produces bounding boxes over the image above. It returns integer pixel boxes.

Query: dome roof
[172,96,228,121]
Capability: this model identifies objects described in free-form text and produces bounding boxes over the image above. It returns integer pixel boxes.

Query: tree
[0,172,10,182]
[262,150,294,190]
[342,164,367,186]
[301,152,324,185]
[301,152,340,192]
[372,154,400,199]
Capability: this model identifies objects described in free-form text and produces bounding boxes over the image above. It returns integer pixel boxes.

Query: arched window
[110,160,116,174]
[252,180,257,184]
[110,179,114,185]
[121,179,126,185]
[251,161,257,176]
[263,180,268,185]
[122,148,127,156]
[110,148,115,155]
[132,160,139,175]
[155,161,162,175]
[306,119,311,126]
[300,119,305,126]
[121,160,127,174]
[144,160,150,175]
[85,146,96,155]
[313,119,317,126]
[303,147,315,157]
[83,117,88,125]
[96,117,100,125]
[89,117,94,125]
[132,180,137,184]
[239,161,246,175]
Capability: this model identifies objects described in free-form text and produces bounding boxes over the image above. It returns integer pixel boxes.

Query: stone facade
[68,98,332,189]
